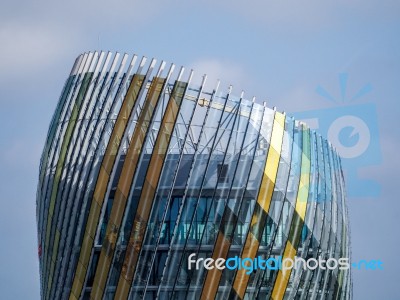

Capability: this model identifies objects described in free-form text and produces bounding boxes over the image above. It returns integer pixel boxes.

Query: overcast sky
[0,1,399,299]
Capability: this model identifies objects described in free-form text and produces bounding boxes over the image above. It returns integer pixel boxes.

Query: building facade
[37,52,352,300]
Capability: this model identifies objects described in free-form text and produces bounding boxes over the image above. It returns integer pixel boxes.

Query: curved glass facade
[37,51,352,300]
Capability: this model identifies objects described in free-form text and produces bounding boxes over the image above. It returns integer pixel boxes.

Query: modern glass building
[37,51,352,300]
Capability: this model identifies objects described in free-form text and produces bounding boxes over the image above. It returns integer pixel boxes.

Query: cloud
[215,0,400,31]
[0,22,78,80]
[0,1,397,298]
[0,1,164,82]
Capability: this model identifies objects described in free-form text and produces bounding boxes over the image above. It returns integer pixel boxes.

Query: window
[217,164,229,183]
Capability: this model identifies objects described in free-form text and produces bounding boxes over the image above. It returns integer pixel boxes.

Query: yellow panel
[85,201,101,239]
[90,78,166,299]
[75,261,87,286]
[114,81,187,298]
[264,148,280,184]
[270,116,284,149]
[295,199,308,220]
[40,77,86,280]
[274,111,285,127]
[70,262,86,299]
[46,274,53,299]
[282,240,296,278]
[93,167,109,205]
[271,127,311,299]
[80,235,94,270]
[233,233,260,297]
[91,251,109,299]
[45,73,93,295]
[119,160,137,196]
[69,292,78,300]
[301,154,311,179]
[257,113,285,213]
[271,241,296,300]
[52,230,60,263]
[231,112,285,299]
[201,234,231,300]
[271,271,289,300]
[295,129,310,220]
[109,193,125,226]
[115,277,130,300]
[257,177,274,212]
[91,282,100,299]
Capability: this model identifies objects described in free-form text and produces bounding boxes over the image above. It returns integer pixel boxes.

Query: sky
[0,0,399,299]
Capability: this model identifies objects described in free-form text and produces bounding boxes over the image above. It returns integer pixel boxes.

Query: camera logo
[291,73,381,198]
[327,115,370,159]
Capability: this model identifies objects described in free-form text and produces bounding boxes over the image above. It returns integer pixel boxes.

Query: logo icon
[290,73,381,198]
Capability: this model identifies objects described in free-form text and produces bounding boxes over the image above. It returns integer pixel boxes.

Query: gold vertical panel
[271,241,297,300]
[89,77,165,299]
[232,233,260,297]
[200,202,243,300]
[271,127,311,300]
[257,112,285,212]
[201,234,231,300]
[46,229,61,298]
[114,81,187,300]
[44,73,93,259]
[38,74,75,230]
[68,74,146,300]
[270,239,296,300]
[70,261,87,299]
[296,132,311,220]
[93,167,110,205]
[43,72,93,297]
[231,112,285,299]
